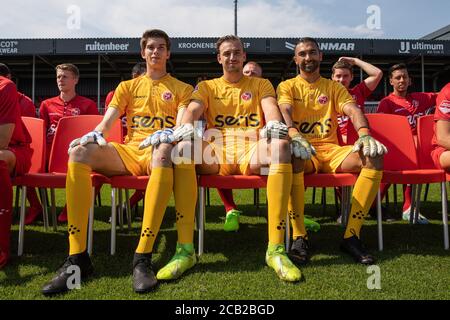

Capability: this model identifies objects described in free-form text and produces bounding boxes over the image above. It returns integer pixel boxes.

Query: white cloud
[0,0,384,39]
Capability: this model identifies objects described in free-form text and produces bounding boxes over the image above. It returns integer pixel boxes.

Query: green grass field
[1,183,449,300]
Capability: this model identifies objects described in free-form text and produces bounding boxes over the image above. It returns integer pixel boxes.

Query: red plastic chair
[15,115,122,256]
[348,114,448,250]
[12,118,46,255]
[196,171,358,256]
[109,175,149,255]
[417,115,449,247]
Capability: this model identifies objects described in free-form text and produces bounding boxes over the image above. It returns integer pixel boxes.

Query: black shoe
[340,236,376,265]
[41,251,93,296]
[287,236,310,266]
[132,253,158,293]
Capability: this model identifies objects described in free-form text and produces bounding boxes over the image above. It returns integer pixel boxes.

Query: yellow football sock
[67,162,92,255]
[136,167,173,254]
[344,168,383,239]
[289,172,307,239]
[267,163,292,245]
[174,160,197,244]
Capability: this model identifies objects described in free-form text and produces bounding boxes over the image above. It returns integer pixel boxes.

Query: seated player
[41,29,197,295]
[431,82,450,172]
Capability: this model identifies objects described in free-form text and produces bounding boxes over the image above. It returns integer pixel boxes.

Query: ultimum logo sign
[85,41,130,52]
[399,41,444,54]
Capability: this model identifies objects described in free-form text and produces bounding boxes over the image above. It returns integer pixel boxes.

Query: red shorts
[8,145,32,176]
[431,146,447,170]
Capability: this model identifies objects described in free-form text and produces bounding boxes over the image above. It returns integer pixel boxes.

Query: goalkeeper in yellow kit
[42,29,197,295]
[170,35,301,282]
[278,37,387,266]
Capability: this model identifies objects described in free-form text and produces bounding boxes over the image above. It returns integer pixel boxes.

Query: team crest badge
[318,95,328,105]
[162,91,173,101]
[439,100,450,114]
[241,92,252,101]
[70,108,80,116]
[412,99,419,107]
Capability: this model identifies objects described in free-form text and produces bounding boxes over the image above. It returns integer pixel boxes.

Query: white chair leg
[441,182,449,250]
[50,188,57,231]
[111,188,117,255]
[198,186,205,256]
[18,186,27,256]
[87,186,95,255]
[125,189,132,231]
[118,189,123,230]
[410,185,417,224]
[377,191,383,251]
[40,188,49,231]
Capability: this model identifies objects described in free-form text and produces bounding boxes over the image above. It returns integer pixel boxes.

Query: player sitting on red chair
[431,82,450,172]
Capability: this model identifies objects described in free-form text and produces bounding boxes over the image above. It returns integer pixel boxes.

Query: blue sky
[0,0,448,39]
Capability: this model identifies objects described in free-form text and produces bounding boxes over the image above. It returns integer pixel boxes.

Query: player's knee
[270,139,290,162]
[364,154,384,170]
[152,144,173,166]
[69,145,92,164]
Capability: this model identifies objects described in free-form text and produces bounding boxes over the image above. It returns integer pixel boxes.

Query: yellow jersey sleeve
[191,81,210,110]
[259,79,276,99]
[332,81,355,115]
[109,80,131,115]
[178,83,194,110]
[276,80,294,106]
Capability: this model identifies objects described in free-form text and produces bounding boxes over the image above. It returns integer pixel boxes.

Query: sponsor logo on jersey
[241,92,252,101]
[162,91,173,101]
[411,99,419,108]
[70,108,80,116]
[439,100,450,114]
[133,95,147,99]
[297,118,332,135]
[318,95,329,105]
[214,113,260,128]
[131,115,176,129]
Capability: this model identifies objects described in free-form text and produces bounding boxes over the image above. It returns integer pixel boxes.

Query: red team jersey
[432,83,450,150]
[377,92,437,135]
[17,92,36,118]
[0,76,31,147]
[39,95,98,158]
[337,81,372,137]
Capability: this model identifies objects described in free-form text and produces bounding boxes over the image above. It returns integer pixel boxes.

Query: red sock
[370,183,390,209]
[27,188,43,211]
[217,188,237,213]
[403,184,412,211]
[0,161,13,267]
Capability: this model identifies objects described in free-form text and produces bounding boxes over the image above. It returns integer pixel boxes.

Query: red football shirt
[17,92,36,117]
[0,76,31,147]
[432,83,450,149]
[39,95,99,147]
[377,92,437,134]
[337,81,372,136]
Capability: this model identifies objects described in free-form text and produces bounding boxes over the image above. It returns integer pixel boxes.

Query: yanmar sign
[271,38,369,54]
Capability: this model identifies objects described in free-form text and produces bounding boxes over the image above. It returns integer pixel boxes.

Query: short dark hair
[216,35,244,53]
[0,63,11,77]
[131,62,147,78]
[389,63,408,78]
[55,63,79,78]
[295,37,321,52]
[332,60,353,75]
[140,29,171,51]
